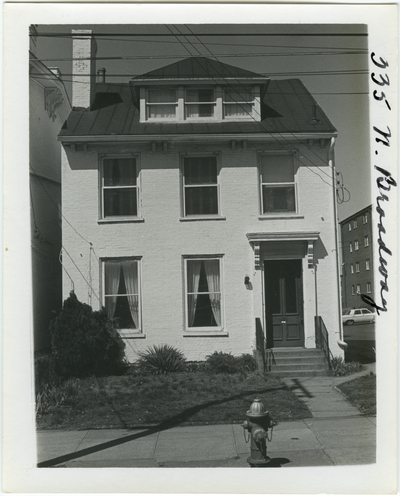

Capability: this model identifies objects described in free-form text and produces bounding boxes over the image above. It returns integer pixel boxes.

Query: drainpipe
[329,137,347,351]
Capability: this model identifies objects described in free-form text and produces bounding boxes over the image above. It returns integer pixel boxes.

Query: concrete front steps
[267,348,329,378]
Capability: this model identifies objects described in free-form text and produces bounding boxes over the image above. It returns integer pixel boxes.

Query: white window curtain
[122,261,139,328]
[105,262,121,319]
[187,260,201,327]
[204,260,221,326]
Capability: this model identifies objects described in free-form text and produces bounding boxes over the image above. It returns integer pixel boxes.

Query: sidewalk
[37,368,376,468]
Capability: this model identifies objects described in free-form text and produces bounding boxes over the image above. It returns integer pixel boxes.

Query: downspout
[329,137,347,350]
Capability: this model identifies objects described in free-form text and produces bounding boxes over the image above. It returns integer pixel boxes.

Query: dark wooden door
[264,259,304,348]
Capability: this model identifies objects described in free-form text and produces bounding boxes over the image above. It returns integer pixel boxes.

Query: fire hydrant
[242,397,274,467]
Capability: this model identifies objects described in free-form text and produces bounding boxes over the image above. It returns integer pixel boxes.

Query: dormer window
[223,87,254,119]
[185,88,215,119]
[147,88,177,120]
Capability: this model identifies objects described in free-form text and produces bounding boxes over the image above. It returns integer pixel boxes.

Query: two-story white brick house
[58,31,344,369]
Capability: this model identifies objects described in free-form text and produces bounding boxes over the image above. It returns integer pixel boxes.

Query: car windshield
[344,310,352,315]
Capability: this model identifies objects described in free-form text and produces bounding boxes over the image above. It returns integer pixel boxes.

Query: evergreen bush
[205,352,257,374]
[49,291,126,379]
[330,356,364,377]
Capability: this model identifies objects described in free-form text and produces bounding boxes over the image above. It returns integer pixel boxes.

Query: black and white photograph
[3,3,398,494]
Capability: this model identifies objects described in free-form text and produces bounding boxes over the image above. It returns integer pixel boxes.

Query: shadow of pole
[38,384,288,468]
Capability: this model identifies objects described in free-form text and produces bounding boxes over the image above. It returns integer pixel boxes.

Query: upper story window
[147,88,177,120]
[348,223,352,231]
[349,242,353,253]
[260,154,296,214]
[350,264,354,274]
[364,235,369,247]
[354,240,359,251]
[101,157,138,219]
[185,88,215,119]
[366,259,370,270]
[356,284,361,294]
[223,86,254,119]
[363,213,368,224]
[183,155,219,217]
[366,282,371,293]
[356,262,360,273]
[353,220,358,229]
[103,258,141,335]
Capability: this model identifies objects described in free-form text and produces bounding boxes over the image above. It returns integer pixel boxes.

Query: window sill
[258,214,304,220]
[183,331,229,337]
[119,332,146,339]
[180,216,226,222]
[98,217,144,224]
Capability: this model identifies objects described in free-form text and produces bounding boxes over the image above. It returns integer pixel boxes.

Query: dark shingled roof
[59,79,336,139]
[131,57,267,81]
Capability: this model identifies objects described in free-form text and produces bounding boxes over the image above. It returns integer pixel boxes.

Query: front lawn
[336,374,376,415]
[36,372,312,430]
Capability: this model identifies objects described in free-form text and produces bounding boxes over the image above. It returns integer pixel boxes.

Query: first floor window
[183,156,219,216]
[185,257,222,329]
[356,284,361,294]
[367,282,371,294]
[103,259,140,331]
[102,157,138,218]
[260,154,296,214]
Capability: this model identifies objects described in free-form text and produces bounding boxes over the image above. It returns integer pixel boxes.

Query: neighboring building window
[351,285,355,295]
[183,156,219,216]
[356,284,361,294]
[348,223,352,231]
[103,259,141,332]
[354,240,359,251]
[366,282,371,293]
[364,235,369,247]
[223,86,253,118]
[185,257,223,329]
[349,242,353,253]
[353,220,358,229]
[147,88,177,119]
[260,154,296,214]
[102,157,138,218]
[185,88,215,119]
[363,213,368,224]
[366,259,370,270]
[356,262,360,273]
[350,264,354,274]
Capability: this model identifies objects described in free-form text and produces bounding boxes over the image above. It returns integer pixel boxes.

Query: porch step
[266,348,329,378]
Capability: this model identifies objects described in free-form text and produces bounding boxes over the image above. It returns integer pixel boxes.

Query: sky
[31,23,371,221]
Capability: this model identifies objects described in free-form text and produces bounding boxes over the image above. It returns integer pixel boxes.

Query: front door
[264,259,304,348]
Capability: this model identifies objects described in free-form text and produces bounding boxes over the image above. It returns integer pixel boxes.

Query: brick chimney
[72,29,97,108]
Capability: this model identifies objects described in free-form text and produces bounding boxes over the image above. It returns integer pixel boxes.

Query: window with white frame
[356,262,360,273]
[348,223,352,231]
[260,154,296,214]
[366,259,370,270]
[185,257,223,329]
[147,88,177,120]
[103,258,141,332]
[364,235,369,247]
[183,156,219,216]
[367,282,371,293]
[185,88,216,119]
[354,240,359,251]
[223,86,254,119]
[356,284,361,294]
[353,220,358,229]
[350,264,354,274]
[363,213,368,224]
[351,285,355,295]
[349,242,353,253]
[102,157,138,218]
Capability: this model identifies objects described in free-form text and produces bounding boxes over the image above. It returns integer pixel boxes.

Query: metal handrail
[314,316,334,369]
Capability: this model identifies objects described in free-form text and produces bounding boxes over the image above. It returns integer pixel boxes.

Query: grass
[336,374,376,415]
[36,371,312,429]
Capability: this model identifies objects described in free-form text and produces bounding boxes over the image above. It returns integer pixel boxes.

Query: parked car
[342,308,375,325]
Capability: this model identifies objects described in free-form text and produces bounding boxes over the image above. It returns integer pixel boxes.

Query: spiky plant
[137,344,186,375]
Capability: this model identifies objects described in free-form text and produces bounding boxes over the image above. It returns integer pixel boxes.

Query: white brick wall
[72,30,97,108]
[61,140,343,361]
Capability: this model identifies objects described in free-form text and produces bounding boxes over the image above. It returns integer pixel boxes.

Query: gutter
[58,131,338,144]
[329,137,347,350]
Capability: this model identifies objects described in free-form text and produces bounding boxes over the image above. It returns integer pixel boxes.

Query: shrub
[50,291,126,379]
[205,352,257,374]
[137,344,186,375]
[330,356,364,377]
[185,361,208,373]
[34,352,59,391]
